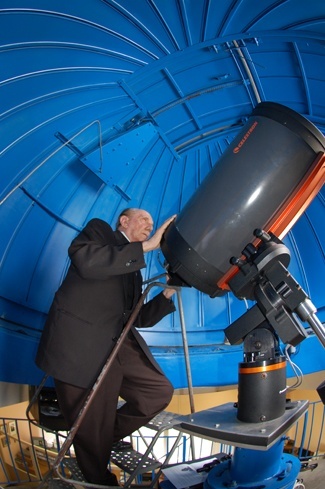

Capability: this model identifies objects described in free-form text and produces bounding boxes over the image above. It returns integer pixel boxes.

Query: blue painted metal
[205,439,300,489]
[153,334,325,389]
[0,1,324,387]
[80,122,161,190]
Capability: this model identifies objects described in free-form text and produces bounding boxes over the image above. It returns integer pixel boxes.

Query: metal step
[146,411,181,432]
[23,411,182,489]
[109,411,181,476]
[110,447,161,475]
[42,448,160,488]
[44,458,117,489]
[47,458,88,489]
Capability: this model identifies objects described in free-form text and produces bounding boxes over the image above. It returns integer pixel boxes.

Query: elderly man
[36,208,176,486]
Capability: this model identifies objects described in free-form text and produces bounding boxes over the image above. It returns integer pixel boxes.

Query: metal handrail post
[176,289,195,415]
[176,288,196,459]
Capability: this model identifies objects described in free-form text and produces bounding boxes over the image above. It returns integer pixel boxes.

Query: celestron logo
[233,121,258,153]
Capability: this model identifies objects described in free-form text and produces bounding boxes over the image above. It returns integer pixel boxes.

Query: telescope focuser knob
[242,243,257,259]
[254,228,271,242]
[230,256,245,268]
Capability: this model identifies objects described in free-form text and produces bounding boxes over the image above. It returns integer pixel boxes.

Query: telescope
[161,102,325,488]
[161,102,324,300]
[162,101,325,413]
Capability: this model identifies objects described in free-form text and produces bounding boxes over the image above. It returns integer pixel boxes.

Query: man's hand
[142,214,176,253]
[162,287,177,299]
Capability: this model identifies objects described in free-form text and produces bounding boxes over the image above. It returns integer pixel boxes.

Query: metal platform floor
[3,459,325,489]
[1,402,323,489]
[4,454,325,489]
[298,457,325,489]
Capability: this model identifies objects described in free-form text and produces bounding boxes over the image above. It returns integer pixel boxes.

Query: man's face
[121,210,154,242]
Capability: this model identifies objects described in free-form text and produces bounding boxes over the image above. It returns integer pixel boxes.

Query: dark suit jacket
[35,218,175,388]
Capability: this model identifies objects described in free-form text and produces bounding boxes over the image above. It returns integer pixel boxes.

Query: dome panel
[0,0,324,387]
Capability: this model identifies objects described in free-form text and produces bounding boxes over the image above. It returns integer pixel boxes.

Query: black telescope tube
[161,102,325,297]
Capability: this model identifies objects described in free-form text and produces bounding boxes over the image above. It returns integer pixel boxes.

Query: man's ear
[119,215,129,229]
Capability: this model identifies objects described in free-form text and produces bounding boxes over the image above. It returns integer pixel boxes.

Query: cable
[284,344,304,390]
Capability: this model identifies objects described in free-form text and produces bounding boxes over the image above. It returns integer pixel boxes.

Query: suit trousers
[54,332,174,486]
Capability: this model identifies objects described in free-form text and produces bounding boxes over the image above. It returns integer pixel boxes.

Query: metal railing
[0,400,324,487]
[283,399,325,461]
[0,417,71,486]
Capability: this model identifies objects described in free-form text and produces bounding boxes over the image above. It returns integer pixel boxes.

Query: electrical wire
[283,344,304,390]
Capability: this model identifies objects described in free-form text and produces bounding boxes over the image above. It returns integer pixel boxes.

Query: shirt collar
[120,230,130,242]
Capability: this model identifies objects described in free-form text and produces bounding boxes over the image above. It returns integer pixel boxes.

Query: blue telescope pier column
[205,438,300,488]
[177,401,308,489]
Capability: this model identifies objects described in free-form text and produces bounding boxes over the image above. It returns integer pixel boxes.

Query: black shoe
[86,472,120,487]
[106,472,120,486]
[85,469,120,489]
[111,440,133,452]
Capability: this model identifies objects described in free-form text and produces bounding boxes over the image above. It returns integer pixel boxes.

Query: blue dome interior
[0,0,324,388]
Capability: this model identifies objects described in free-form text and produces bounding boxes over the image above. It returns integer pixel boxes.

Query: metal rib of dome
[0,0,324,387]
